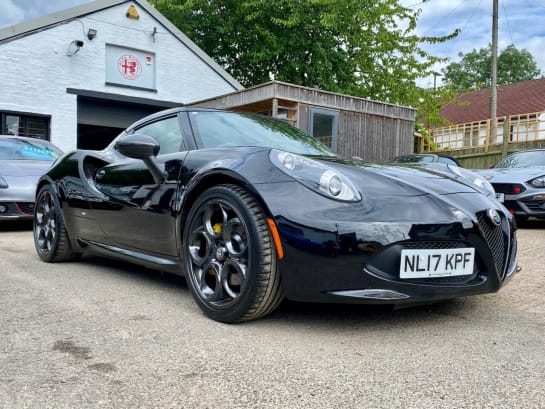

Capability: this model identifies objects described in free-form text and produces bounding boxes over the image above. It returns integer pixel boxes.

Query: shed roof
[440,77,545,124]
[0,0,242,91]
[190,80,416,121]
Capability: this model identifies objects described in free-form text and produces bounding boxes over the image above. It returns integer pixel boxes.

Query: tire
[34,184,79,262]
[182,184,283,323]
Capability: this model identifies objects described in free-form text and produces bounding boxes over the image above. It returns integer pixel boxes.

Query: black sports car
[33,108,519,323]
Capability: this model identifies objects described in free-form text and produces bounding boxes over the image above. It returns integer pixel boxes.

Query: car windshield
[190,111,335,156]
[0,137,62,161]
[495,151,545,168]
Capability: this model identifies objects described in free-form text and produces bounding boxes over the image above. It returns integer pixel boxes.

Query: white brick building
[0,0,242,151]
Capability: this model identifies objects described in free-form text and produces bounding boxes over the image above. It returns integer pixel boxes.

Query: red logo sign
[118,54,142,80]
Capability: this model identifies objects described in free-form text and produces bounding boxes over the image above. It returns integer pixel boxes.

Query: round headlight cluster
[320,170,343,197]
[270,150,361,202]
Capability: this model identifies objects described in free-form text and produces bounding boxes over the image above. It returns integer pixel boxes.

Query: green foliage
[150,0,458,106]
[442,44,541,91]
[413,83,458,129]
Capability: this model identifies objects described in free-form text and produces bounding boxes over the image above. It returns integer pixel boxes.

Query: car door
[92,114,188,256]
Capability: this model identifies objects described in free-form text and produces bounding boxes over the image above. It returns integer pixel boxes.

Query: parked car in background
[0,135,62,220]
[33,108,517,323]
[387,153,495,197]
[389,153,461,167]
[477,149,545,221]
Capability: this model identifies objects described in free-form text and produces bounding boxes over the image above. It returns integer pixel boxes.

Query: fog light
[0,204,7,213]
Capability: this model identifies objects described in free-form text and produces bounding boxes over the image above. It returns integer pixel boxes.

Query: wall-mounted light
[151,27,157,42]
[126,5,139,19]
[66,40,84,56]
[87,28,97,41]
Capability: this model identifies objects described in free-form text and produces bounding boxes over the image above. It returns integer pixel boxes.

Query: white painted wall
[0,2,238,151]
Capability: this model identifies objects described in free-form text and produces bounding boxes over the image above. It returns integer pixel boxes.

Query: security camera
[67,39,84,56]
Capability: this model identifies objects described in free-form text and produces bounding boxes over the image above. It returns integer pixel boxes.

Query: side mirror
[115,133,159,159]
[114,134,165,184]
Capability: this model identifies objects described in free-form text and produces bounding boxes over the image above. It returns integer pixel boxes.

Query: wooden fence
[420,111,545,168]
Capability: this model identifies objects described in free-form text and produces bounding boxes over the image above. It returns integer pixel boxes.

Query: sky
[1,0,544,88]
[402,0,545,88]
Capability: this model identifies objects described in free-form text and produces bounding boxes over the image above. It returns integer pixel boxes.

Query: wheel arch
[36,176,62,202]
[177,170,275,239]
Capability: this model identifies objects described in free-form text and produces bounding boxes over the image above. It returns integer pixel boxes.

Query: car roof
[125,107,223,132]
[508,149,545,154]
[0,134,57,145]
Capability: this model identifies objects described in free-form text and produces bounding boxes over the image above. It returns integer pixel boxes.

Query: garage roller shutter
[77,96,167,128]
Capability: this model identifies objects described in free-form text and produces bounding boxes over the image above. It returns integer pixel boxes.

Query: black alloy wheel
[183,184,283,323]
[34,184,79,262]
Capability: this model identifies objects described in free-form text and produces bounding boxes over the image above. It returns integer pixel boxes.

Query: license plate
[400,248,475,279]
[495,193,504,202]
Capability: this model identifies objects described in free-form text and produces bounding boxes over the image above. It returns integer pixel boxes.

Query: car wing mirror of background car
[114,134,166,184]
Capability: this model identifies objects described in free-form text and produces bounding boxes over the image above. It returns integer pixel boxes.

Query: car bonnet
[323,160,479,197]
[0,160,53,177]
[476,167,545,183]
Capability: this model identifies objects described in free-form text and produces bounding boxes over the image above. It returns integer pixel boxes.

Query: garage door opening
[75,92,178,150]
[77,124,124,150]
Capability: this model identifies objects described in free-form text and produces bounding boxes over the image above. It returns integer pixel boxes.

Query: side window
[135,116,183,155]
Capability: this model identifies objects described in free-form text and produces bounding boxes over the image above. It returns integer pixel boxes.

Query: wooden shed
[189,81,416,162]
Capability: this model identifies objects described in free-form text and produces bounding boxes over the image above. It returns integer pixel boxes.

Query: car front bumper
[493,183,545,218]
[268,195,517,305]
[0,202,34,220]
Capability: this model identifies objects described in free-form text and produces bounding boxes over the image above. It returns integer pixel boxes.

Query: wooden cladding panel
[336,111,413,161]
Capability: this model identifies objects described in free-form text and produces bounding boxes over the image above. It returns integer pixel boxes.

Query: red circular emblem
[118,54,142,80]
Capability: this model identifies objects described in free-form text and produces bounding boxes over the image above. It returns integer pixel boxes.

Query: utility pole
[490,0,498,144]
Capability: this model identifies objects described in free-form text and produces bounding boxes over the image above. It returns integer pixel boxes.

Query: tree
[442,44,541,91]
[150,0,458,106]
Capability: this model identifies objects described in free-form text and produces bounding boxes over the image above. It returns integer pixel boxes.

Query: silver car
[477,149,545,221]
[0,135,62,220]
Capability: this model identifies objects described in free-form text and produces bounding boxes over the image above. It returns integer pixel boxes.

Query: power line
[422,0,469,37]
[501,0,515,45]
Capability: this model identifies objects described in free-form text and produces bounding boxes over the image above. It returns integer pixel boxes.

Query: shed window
[1,112,50,140]
[308,108,338,152]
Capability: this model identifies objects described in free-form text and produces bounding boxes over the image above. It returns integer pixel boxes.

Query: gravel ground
[0,220,543,409]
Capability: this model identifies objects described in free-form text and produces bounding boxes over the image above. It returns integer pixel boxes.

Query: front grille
[402,241,467,250]
[523,200,545,211]
[491,183,526,195]
[16,202,34,215]
[477,211,507,279]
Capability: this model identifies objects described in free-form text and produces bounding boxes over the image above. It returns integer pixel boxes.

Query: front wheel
[34,184,79,262]
[182,184,283,323]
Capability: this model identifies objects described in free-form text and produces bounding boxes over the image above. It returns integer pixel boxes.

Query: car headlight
[269,150,361,202]
[0,176,8,189]
[447,165,495,195]
[529,176,545,188]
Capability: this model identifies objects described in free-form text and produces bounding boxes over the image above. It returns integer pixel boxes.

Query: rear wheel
[182,184,283,323]
[34,184,79,262]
